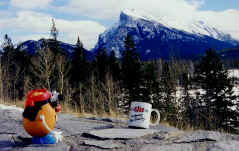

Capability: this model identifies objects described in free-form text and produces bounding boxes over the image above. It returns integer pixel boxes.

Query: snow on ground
[0,104,23,112]
[228,69,239,78]
[175,69,239,100]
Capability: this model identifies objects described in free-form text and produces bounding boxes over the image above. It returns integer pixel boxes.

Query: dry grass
[55,101,129,120]
[160,121,171,127]
[0,98,128,121]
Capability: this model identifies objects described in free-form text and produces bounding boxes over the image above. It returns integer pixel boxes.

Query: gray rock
[126,138,159,145]
[56,118,114,137]
[85,128,159,140]
[139,143,194,151]
[207,140,239,151]
[153,124,179,133]
[0,105,23,120]
[0,119,29,137]
[0,106,29,137]
[83,140,122,149]
[13,143,70,151]
[57,113,79,121]
[174,130,225,143]
[0,134,14,151]
[87,117,128,124]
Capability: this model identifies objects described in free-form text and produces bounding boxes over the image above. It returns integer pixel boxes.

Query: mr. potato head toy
[22,89,63,144]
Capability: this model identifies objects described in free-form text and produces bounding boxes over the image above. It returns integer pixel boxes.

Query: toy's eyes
[50,101,58,108]
[49,94,64,108]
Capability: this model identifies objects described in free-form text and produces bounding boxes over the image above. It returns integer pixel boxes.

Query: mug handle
[150,109,160,126]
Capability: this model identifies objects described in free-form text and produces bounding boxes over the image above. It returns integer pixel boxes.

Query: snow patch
[228,69,239,78]
[122,9,158,23]
[146,49,151,54]
[0,104,23,112]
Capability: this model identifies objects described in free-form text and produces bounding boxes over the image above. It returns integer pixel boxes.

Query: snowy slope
[185,21,239,46]
[0,104,23,112]
[119,9,239,46]
[94,9,235,60]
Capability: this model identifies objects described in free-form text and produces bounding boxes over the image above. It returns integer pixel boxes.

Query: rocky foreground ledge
[0,104,239,151]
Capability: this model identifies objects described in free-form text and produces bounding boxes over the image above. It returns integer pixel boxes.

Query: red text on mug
[134,106,144,112]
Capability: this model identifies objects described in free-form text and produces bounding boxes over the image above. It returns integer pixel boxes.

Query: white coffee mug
[128,101,160,129]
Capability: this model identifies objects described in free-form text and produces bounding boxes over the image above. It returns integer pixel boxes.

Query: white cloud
[10,0,53,9]
[60,0,202,20]
[57,0,124,19]
[0,10,14,20]
[0,11,106,49]
[56,19,106,49]
[13,11,51,32]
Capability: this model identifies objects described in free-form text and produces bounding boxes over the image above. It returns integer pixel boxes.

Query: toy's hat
[25,89,51,107]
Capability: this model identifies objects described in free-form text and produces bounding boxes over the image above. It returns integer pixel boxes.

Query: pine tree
[180,72,195,127]
[50,19,59,41]
[13,47,31,99]
[108,50,120,81]
[120,34,143,110]
[194,49,239,132]
[141,61,160,104]
[49,19,61,55]
[1,34,29,100]
[1,34,15,100]
[157,61,177,121]
[1,34,13,49]
[69,36,89,88]
[94,48,108,83]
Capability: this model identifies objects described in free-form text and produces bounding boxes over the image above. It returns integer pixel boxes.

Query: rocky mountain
[94,9,239,60]
[16,39,94,60]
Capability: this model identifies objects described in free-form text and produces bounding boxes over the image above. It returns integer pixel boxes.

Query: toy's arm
[40,114,63,143]
[39,115,52,132]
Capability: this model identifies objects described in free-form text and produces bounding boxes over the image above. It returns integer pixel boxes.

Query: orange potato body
[23,103,56,137]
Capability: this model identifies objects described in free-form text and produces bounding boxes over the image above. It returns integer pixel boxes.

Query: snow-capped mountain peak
[121,9,159,23]
[119,9,238,46]
[94,9,237,60]
[187,20,233,42]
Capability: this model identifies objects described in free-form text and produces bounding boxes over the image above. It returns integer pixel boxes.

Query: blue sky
[199,0,239,11]
[0,0,239,49]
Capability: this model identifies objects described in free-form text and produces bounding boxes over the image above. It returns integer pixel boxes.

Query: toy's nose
[55,104,61,112]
